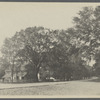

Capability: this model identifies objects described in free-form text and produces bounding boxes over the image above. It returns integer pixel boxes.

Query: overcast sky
[0,3,99,47]
[0,3,98,65]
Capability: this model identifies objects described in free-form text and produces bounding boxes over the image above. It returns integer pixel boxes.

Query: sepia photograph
[0,2,100,98]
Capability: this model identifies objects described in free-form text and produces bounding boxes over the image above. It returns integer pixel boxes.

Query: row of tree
[0,6,100,82]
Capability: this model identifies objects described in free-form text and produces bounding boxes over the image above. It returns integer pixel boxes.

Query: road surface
[0,77,100,96]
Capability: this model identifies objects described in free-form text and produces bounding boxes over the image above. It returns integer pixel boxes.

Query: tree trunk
[11,59,14,83]
[34,67,39,82]
[34,73,38,82]
[11,68,13,83]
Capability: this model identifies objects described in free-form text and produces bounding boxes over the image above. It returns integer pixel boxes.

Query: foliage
[2,6,100,82]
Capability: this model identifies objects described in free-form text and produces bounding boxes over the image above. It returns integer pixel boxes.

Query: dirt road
[0,77,100,96]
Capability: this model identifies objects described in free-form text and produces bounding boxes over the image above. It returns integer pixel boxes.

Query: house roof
[2,73,11,78]
[2,71,27,78]
[17,72,27,77]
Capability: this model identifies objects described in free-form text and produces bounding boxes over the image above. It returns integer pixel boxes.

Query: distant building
[2,68,27,83]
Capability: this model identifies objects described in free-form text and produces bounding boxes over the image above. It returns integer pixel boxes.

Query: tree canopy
[1,6,100,82]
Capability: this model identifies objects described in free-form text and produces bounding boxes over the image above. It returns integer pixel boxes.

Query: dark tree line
[1,6,100,82]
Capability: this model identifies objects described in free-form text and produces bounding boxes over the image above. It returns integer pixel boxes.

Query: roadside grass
[0,78,100,95]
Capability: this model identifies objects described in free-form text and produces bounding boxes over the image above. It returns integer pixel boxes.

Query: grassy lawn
[0,78,100,95]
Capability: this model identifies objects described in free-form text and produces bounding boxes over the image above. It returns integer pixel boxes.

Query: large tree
[1,37,22,82]
[2,6,100,82]
[11,27,60,82]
